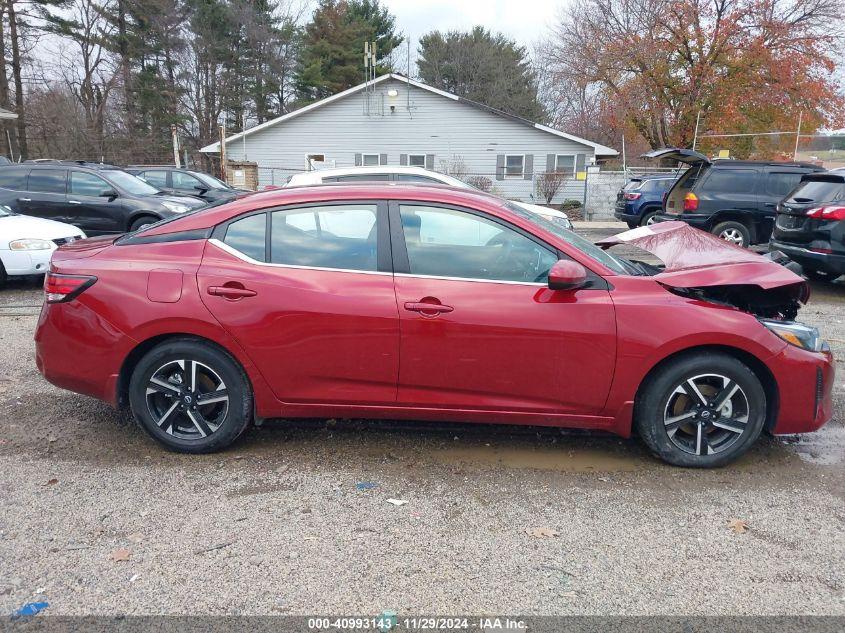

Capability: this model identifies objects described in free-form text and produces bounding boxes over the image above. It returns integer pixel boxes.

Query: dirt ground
[0,224,843,617]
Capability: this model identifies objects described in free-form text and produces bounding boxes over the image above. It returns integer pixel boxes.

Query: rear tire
[640,210,659,226]
[129,339,253,453]
[129,215,159,232]
[712,221,750,248]
[634,353,766,468]
[804,268,838,283]
[0,260,6,288]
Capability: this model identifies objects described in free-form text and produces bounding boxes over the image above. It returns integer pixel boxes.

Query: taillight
[44,272,97,303]
[623,192,642,200]
[683,192,699,212]
[806,205,845,220]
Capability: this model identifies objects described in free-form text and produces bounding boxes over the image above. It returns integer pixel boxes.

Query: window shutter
[400,154,408,166]
[524,155,534,180]
[495,154,505,180]
[379,153,387,165]
[425,154,434,170]
[575,153,586,175]
[546,154,555,172]
[354,153,362,167]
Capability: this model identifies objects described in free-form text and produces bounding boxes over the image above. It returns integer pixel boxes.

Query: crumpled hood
[597,221,807,292]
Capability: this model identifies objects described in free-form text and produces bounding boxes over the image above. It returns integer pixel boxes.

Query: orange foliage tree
[542,0,845,156]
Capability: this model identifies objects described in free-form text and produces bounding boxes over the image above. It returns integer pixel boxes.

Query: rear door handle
[208,285,257,299]
[404,302,453,314]
[68,200,81,205]
[19,197,31,202]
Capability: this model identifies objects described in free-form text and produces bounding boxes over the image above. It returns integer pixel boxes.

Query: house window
[555,154,575,175]
[408,154,426,168]
[362,153,382,166]
[505,155,525,178]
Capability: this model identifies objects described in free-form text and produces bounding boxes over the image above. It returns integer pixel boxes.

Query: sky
[380,0,562,54]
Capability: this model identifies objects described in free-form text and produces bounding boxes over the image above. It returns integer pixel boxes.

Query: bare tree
[535,170,568,204]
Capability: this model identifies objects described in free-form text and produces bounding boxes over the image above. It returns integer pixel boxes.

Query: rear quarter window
[698,168,757,194]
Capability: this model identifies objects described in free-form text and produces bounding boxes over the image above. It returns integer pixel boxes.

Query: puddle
[432,442,645,473]
[781,424,845,466]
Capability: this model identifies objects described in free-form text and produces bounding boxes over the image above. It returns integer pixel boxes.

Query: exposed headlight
[759,319,827,352]
[161,201,190,213]
[9,238,53,250]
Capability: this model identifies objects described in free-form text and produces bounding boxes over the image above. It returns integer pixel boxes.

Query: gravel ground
[0,223,843,617]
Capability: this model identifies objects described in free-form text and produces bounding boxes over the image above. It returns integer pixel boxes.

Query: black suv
[126,167,246,203]
[0,162,205,235]
[770,169,845,281]
[647,148,824,247]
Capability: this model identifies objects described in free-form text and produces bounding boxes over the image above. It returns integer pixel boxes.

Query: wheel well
[635,345,779,432]
[116,333,249,408]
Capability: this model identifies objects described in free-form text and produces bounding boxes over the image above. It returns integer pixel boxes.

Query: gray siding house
[200,74,617,203]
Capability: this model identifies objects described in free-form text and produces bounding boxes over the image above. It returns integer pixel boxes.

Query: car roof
[142,183,511,235]
[15,161,123,171]
[709,159,822,170]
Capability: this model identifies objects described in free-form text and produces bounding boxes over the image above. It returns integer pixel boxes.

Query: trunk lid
[774,173,845,245]
[597,221,809,319]
[50,234,117,263]
[639,148,711,166]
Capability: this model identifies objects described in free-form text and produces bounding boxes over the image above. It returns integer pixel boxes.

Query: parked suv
[648,148,824,247]
[614,175,677,228]
[770,170,845,281]
[127,167,247,203]
[0,162,206,235]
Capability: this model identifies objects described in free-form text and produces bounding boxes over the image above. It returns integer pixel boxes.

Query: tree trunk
[116,0,132,123]
[0,12,16,159]
[6,0,27,160]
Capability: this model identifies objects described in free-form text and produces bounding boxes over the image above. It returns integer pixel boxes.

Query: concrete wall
[584,169,627,220]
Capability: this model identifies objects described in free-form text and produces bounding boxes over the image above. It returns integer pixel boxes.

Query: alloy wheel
[145,359,229,440]
[719,228,745,245]
[663,374,750,456]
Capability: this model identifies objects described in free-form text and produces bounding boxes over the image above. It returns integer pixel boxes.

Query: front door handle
[404,301,454,314]
[68,200,81,205]
[19,197,31,202]
[208,284,257,299]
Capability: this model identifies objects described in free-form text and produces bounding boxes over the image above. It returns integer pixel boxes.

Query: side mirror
[100,188,118,199]
[548,260,587,291]
[194,185,209,194]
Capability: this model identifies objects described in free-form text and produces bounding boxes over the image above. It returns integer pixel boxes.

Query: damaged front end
[598,221,810,320]
[660,281,807,320]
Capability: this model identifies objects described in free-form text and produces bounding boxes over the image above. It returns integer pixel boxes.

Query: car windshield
[103,170,160,195]
[191,171,230,189]
[504,202,635,275]
[0,204,12,217]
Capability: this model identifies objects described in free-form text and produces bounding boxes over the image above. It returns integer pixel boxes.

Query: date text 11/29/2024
[307,617,526,630]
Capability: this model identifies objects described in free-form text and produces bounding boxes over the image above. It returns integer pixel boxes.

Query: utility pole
[692,111,701,151]
[219,124,227,181]
[621,134,627,174]
[171,125,181,168]
[793,112,803,161]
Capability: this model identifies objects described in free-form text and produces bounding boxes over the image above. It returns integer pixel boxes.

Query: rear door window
[271,204,379,271]
[140,170,169,188]
[224,213,267,262]
[27,169,67,194]
[0,167,29,190]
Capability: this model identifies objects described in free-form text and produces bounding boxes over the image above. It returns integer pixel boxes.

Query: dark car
[648,148,824,247]
[770,170,845,281]
[614,175,677,228]
[0,162,206,235]
[127,167,246,203]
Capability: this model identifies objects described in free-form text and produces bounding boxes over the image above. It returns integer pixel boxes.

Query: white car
[0,205,85,286]
[285,166,575,230]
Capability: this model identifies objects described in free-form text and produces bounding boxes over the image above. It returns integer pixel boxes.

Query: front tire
[635,353,766,467]
[129,215,160,232]
[129,339,253,453]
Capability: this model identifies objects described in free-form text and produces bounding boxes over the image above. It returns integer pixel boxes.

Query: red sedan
[34,184,834,467]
